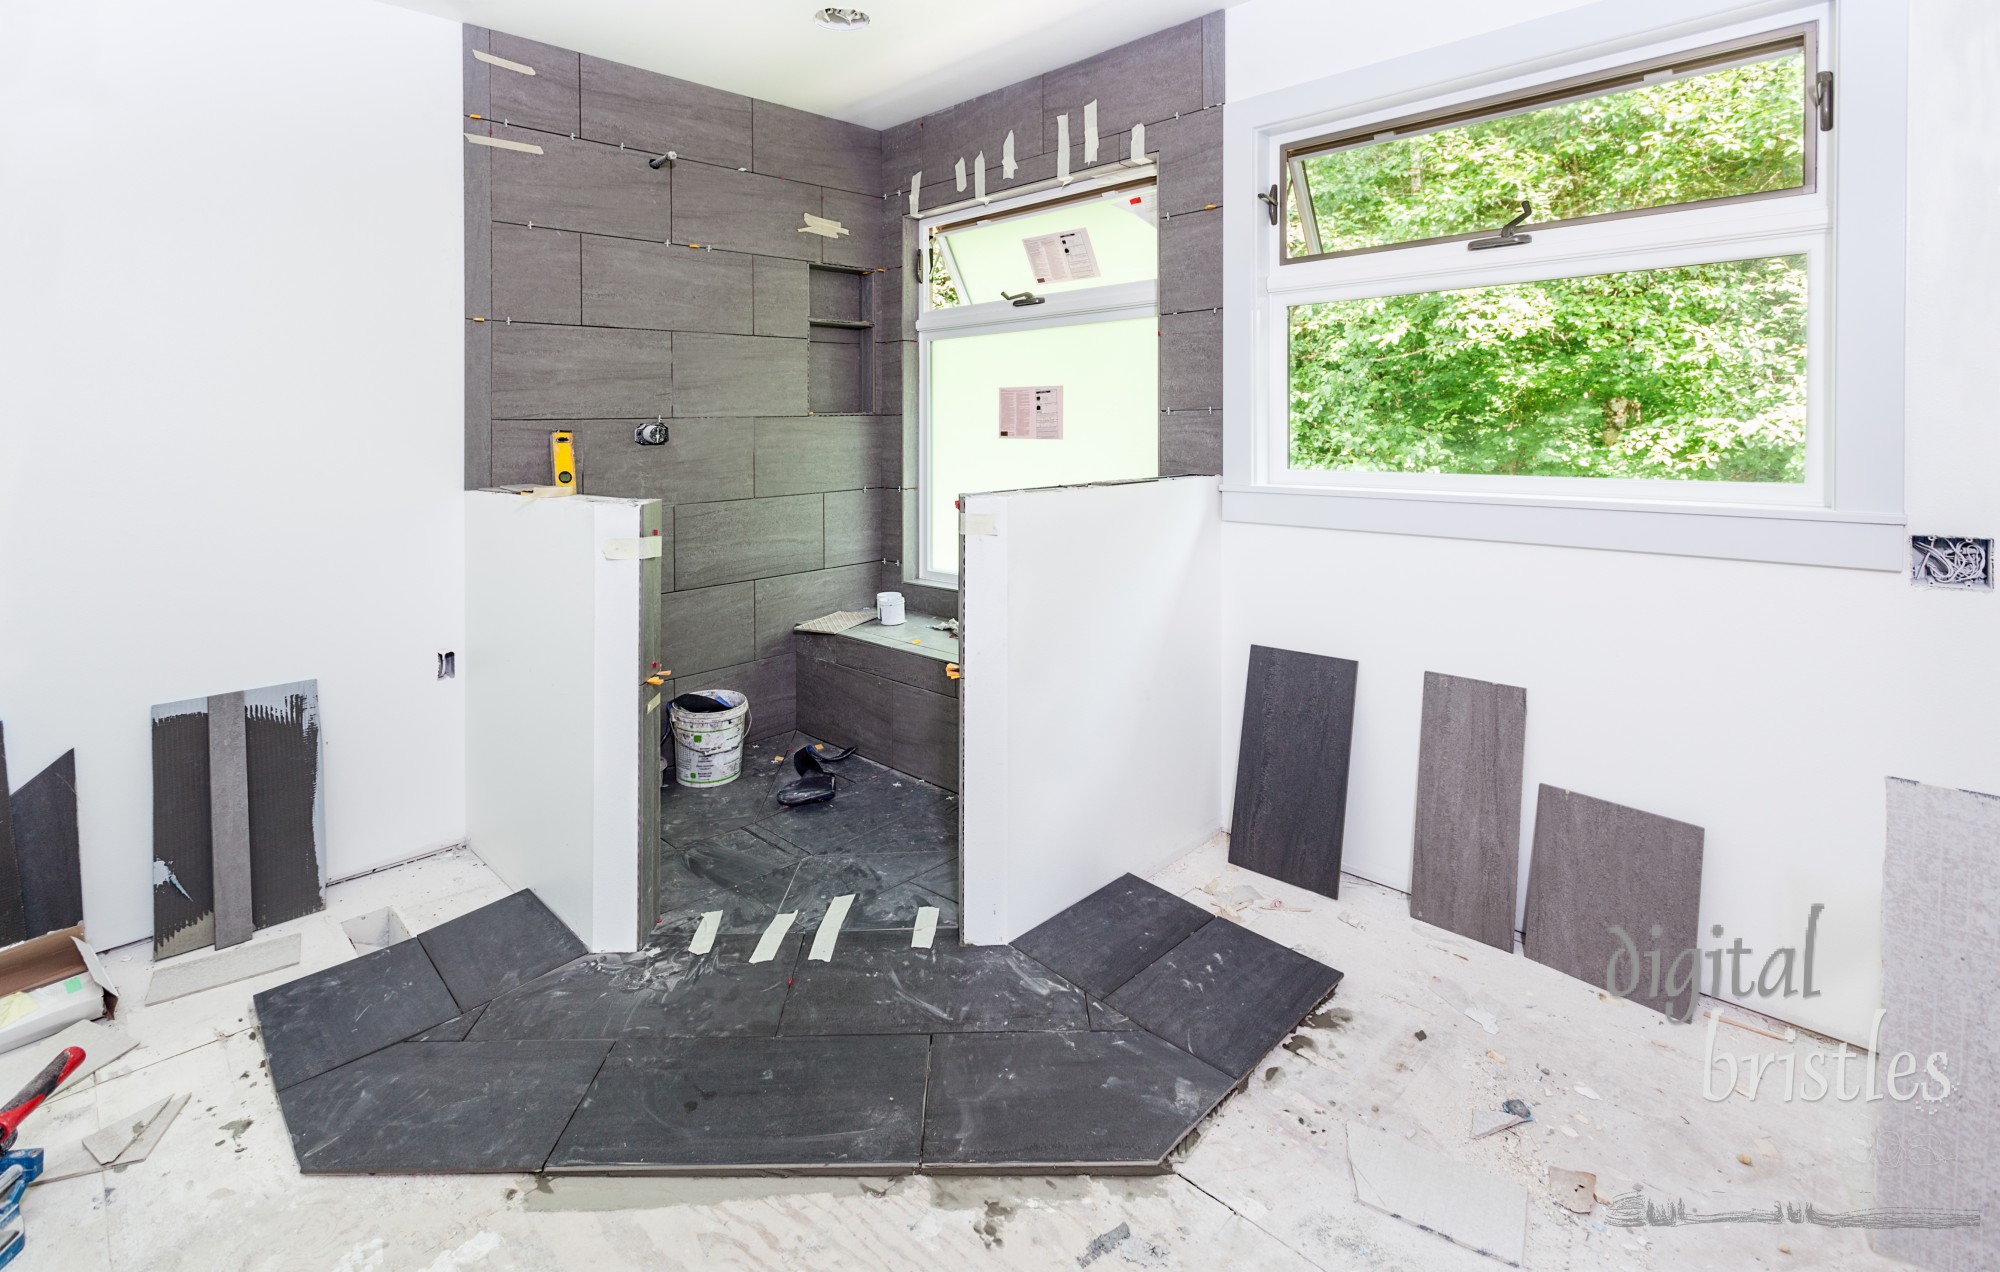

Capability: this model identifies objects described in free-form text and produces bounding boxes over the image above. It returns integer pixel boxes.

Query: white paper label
[999,386,1064,439]
[1021,228,1100,284]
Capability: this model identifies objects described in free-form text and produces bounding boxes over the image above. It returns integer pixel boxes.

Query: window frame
[914,170,1161,585]
[1222,0,1910,571]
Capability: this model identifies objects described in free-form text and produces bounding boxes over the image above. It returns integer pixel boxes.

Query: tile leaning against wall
[464,27,896,741]
[873,12,1228,610]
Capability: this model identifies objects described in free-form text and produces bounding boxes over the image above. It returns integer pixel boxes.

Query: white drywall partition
[0,0,465,948]
[1222,0,2000,1047]
[465,493,652,952]
[960,478,1223,944]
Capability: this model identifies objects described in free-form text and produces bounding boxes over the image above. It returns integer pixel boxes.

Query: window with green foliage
[1275,27,1822,489]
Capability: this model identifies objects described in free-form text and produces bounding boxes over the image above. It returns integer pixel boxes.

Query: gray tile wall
[467,31,896,740]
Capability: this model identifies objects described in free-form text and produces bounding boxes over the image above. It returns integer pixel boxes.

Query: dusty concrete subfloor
[23,840,1900,1271]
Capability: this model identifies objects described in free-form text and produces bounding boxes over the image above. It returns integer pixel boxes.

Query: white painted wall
[1222,0,2000,1046]
[960,478,1223,944]
[0,0,466,949]
[464,494,648,952]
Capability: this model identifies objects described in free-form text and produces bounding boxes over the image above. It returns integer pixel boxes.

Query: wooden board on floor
[1227,645,1356,899]
[1523,784,1704,1019]
[1409,671,1527,952]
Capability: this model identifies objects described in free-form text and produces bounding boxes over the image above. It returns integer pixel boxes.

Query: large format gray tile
[782,935,1082,1036]
[808,328,871,415]
[675,654,797,742]
[490,223,580,325]
[490,417,752,502]
[1013,874,1212,1001]
[1228,645,1356,899]
[1876,778,2000,1269]
[754,416,882,497]
[752,257,810,338]
[808,268,866,323]
[754,756,957,857]
[673,164,823,262]
[672,333,808,417]
[580,56,752,169]
[547,1035,929,1171]
[277,1040,607,1174]
[752,563,881,657]
[1201,10,1225,107]
[912,78,1046,177]
[467,939,799,1040]
[1041,19,1206,149]
[825,488,887,567]
[776,853,956,930]
[820,190,888,270]
[674,495,823,588]
[419,890,588,1014]
[490,324,670,419]
[794,629,956,698]
[1153,105,1225,216]
[581,236,751,332]
[659,762,794,845]
[1106,917,1344,1080]
[753,100,881,195]
[923,1030,1233,1170]
[794,658,957,790]
[253,940,460,1090]
[1159,308,1223,410]
[485,31,580,135]
[488,125,673,242]
[1523,785,1705,1019]
[1160,410,1222,476]
[661,581,756,676]
[1159,208,1223,313]
[1409,672,1527,953]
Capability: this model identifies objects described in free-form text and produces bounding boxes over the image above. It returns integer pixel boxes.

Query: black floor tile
[912,859,958,902]
[1106,918,1344,1080]
[254,940,461,1090]
[659,753,792,844]
[418,890,588,1013]
[1012,874,1214,1000]
[780,934,1089,1036]
[408,1005,486,1042]
[753,764,957,857]
[277,1040,610,1173]
[921,1030,1234,1170]
[469,938,800,1041]
[655,830,802,937]
[1086,999,1139,1031]
[547,1035,929,1172]
[780,852,955,929]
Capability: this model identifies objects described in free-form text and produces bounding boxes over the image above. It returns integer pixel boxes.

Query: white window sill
[1220,483,1906,571]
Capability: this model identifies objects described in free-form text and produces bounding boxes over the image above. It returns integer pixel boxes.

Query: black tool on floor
[776,744,857,807]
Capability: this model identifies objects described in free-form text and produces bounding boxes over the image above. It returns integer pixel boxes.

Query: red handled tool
[0,1048,84,1153]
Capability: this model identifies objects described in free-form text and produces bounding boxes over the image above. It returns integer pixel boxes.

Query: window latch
[1258,184,1280,226]
[1812,71,1834,131]
[1000,290,1044,307]
[1469,199,1534,251]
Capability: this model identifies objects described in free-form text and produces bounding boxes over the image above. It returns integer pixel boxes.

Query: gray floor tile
[1106,918,1344,1080]
[468,939,800,1040]
[1087,999,1139,1031]
[277,1040,609,1173]
[781,934,1087,1036]
[1012,874,1213,1000]
[407,1006,485,1042]
[779,852,955,929]
[754,762,957,856]
[654,830,801,936]
[922,1030,1231,1169]
[253,940,460,1090]
[547,1035,928,1171]
[418,890,588,1014]
[1228,645,1357,900]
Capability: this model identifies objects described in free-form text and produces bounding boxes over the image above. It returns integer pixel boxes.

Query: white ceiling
[384,0,1241,129]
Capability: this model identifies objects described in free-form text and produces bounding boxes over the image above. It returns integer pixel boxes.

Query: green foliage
[1288,256,1809,481]
[1284,54,1811,483]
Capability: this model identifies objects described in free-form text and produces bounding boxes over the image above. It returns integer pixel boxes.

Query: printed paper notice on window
[1021,229,1100,284]
[999,387,1064,439]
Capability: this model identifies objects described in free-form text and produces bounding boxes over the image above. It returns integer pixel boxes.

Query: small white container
[877,591,906,625]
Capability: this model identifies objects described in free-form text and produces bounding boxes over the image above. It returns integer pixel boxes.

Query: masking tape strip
[1130,121,1147,165]
[1083,100,1099,164]
[798,212,850,239]
[603,537,663,560]
[1056,115,1071,181]
[646,692,662,715]
[809,894,854,962]
[1002,131,1017,178]
[472,49,536,75]
[960,512,997,537]
[909,172,922,217]
[973,152,986,201]
[954,157,966,192]
[749,911,797,962]
[897,157,1156,224]
[465,133,543,155]
[912,907,940,949]
[689,910,722,955]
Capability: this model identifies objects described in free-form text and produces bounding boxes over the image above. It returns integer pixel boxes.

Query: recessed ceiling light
[813,7,870,31]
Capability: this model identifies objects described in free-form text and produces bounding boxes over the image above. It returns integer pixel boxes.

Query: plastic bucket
[670,690,750,788]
